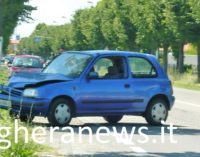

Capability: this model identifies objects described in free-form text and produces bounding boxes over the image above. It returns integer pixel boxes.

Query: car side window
[93,58,113,78]
[89,56,127,79]
[128,57,157,78]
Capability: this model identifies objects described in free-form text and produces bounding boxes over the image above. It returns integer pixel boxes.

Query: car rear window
[13,57,43,68]
[128,57,157,78]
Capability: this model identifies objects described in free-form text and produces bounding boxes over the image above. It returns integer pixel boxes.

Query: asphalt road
[34,88,200,157]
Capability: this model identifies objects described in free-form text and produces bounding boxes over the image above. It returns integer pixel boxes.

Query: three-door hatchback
[0,51,175,126]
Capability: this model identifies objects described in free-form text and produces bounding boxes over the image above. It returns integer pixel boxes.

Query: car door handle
[124,84,130,88]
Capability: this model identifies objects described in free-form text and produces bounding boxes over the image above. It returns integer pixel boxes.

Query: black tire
[145,98,168,126]
[48,98,73,127]
[9,111,34,122]
[104,115,123,124]
[20,115,34,123]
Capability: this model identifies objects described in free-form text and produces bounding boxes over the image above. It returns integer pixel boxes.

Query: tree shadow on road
[32,121,200,136]
[66,151,200,157]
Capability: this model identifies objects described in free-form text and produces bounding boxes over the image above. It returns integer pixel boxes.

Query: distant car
[0,57,5,63]
[10,55,43,75]
[0,51,175,126]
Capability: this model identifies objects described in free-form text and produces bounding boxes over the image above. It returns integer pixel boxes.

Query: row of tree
[18,0,200,82]
[0,0,35,50]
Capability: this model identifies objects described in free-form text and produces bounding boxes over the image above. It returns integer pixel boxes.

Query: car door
[126,56,159,112]
[78,55,134,114]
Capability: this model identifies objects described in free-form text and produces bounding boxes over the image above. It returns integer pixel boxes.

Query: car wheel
[104,115,123,124]
[48,98,72,127]
[145,98,168,125]
[20,115,34,123]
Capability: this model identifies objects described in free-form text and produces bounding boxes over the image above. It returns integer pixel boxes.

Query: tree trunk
[163,45,168,73]
[171,44,179,71]
[0,0,3,36]
[0,2,3,58]
[178,43,184,73]
[197,42,200,83]
[176,59,179,71]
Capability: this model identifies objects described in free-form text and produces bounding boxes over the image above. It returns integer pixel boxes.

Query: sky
[13,0,99,39]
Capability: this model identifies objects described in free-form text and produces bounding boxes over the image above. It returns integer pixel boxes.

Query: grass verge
[0,66,9,84]
[0,66,49,156]
[0,110,46,157]
[169,72,200,91]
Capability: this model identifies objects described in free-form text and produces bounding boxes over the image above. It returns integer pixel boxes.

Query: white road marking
[176,100,200,108]
[117,136,135,145]
[174,87,200,93]
[130,146,147,153]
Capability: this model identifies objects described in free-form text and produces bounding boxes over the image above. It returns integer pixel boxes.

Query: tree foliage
[0,0,35,52]
[189,0,200,82]
[18,0,200,81]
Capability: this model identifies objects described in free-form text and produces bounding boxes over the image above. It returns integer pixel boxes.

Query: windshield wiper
[14,65,31,68]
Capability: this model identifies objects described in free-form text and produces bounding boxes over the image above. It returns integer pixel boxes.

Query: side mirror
[87,72,98,80]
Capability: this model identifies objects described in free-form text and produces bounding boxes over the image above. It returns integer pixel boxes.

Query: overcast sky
[13,0,99,38]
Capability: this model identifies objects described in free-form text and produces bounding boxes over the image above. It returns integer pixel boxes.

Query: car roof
[14,54,41,59]
[64,50,155,58]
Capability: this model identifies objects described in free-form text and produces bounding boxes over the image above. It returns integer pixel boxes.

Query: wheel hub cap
[151,103,167,122]
[55,103,70,124]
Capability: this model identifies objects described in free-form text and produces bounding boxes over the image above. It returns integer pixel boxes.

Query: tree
[126,0,177,73]
[0,0,35,53]
[188,0,200,82]
[18,0,200,82]
[96,0,136,50]
[169,0,195,73]
[77,8,106,50]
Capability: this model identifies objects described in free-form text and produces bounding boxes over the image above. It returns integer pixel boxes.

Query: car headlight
[23,88,38,98]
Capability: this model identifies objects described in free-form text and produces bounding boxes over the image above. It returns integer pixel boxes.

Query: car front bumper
[0,85,50,117]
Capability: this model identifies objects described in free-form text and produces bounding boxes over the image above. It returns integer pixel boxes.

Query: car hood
[8,72,72,89]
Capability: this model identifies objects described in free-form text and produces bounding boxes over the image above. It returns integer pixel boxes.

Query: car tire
[48,98,72,127]
[104,115,123,124]
[9,111,34,123]
[145,98,168,126]
[20,115,34,123]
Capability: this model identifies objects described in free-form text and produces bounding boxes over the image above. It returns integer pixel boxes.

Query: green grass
[0,110,45,157]
[0,66,9,85]
[169,72,200,91]
[0,66,49,156]
[185,44,197,55]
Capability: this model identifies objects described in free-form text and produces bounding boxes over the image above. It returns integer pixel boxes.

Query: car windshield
[13,57,43,68]
[43,53,92,78]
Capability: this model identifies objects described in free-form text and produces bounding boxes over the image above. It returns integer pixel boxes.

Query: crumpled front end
[0,84,50,117]
[0,84,21,109]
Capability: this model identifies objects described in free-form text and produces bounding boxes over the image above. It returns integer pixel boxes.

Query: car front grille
[0,85,23,97]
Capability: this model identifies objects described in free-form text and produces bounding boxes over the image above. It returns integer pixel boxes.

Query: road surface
[33,88,200,157]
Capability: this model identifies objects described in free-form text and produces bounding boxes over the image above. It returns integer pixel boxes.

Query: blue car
[0,51,175,126]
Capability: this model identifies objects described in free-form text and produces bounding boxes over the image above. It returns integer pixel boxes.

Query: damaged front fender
[0,84,23,109]
[0,84,50,116]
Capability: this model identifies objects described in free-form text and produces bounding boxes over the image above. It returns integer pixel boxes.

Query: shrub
[0,110,42,157]
[0,67,45,156]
